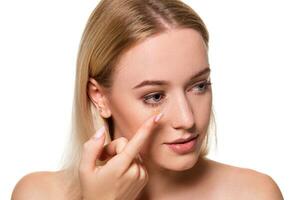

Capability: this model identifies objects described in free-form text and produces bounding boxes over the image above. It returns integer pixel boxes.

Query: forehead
[113,28,209,88]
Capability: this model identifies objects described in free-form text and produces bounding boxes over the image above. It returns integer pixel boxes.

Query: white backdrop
[1,0,299,199]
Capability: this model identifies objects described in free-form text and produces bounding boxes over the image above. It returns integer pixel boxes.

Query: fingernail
[93,126,105,140]
[154,112,163,123]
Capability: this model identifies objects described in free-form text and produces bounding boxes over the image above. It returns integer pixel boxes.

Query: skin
[99,28,211,170]
[11,28,284,200]
[95,27,212,198]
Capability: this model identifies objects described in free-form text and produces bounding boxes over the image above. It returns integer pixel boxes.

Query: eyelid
[142,78,211,107]
[189,74,210,84]
[143,91,165,99]
[142,93,166,107]
[189,79,211,90]
[143,79,210,98]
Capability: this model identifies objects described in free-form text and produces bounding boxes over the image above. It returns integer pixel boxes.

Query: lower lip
[165,135,198,154]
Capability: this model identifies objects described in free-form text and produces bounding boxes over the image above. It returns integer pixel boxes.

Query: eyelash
[142,80,212,107]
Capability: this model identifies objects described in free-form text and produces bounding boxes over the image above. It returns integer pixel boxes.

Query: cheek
[192,92,212,113]
[122,100,162,140]
[138,126,163,159]
[107,94,142,140]
[189,94,212,131]
[201,98,212,120]
[113,108,158,144]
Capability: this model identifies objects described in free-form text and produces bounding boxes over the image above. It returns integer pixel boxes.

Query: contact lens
[152,107,161,116]
[150,101,169,117]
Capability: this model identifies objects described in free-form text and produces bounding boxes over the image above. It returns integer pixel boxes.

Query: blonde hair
[59,0,216,198]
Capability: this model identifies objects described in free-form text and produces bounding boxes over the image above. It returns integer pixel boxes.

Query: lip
[165,135,199,154]
[164,134,199,144]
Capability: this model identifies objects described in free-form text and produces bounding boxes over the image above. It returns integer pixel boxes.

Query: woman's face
[105,28,211,171]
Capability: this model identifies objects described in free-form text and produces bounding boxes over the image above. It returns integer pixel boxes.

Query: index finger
[120,112,163,168]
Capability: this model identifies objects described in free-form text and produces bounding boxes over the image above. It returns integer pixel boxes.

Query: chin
[141,142,202,171]
[158,153,200,171]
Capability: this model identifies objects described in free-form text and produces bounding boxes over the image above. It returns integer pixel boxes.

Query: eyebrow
[132,67,210,89]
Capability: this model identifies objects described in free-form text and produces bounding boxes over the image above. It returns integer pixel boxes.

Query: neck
[137,157,207,200]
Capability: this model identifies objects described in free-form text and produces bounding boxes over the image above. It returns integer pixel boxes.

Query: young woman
[12,0,283,199]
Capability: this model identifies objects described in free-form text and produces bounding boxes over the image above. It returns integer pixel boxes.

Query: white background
[1,0,299,199]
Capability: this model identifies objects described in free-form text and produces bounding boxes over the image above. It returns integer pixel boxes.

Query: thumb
[80,126,106,173]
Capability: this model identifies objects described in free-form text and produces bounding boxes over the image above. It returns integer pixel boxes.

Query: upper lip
[164,134,199,144]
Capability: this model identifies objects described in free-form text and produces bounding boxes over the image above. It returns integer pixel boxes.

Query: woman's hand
[79,113,163,200]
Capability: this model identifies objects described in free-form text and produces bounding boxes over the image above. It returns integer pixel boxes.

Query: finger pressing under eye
[116,113,163,170]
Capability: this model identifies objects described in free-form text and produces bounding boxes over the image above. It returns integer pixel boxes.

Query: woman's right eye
[143,93,165,107]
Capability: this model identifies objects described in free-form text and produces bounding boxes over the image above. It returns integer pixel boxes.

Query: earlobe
[87,78,112,118]
[97,103,112,119]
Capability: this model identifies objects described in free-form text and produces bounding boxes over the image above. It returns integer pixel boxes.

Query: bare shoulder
[11,170,68,200]
[204,158,284,200]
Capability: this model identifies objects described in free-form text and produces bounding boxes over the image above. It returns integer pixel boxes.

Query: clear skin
[11,28,284,200]
[105,27,211,169]
[88,28,212,198]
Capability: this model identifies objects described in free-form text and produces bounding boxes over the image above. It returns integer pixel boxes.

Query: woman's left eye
[191,80,211,93]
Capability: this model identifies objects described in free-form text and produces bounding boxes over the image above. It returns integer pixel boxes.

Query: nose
[169,92,195,130]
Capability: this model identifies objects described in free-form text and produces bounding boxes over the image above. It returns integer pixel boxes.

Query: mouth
[164,134,199,154]
[164,134,199,145]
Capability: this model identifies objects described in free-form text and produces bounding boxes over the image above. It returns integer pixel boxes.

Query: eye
[142,80,212,107]
[191,80,212,94]
[143,92,165,107]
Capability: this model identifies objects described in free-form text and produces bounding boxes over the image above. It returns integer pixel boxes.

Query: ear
[87,78,112,118]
